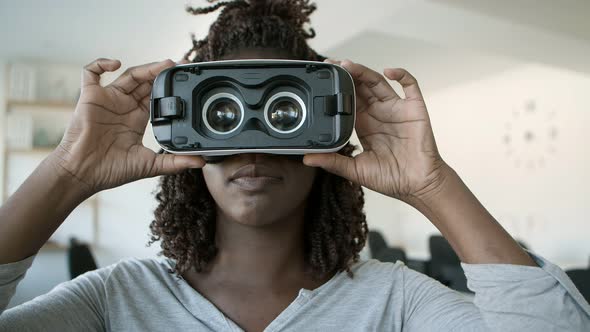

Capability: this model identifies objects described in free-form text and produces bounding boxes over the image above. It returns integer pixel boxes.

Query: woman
[0,1,588,331]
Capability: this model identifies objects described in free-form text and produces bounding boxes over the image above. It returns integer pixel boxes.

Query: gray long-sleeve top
[1,251,589,331]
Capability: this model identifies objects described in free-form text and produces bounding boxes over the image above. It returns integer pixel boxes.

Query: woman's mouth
[229,164,283,191]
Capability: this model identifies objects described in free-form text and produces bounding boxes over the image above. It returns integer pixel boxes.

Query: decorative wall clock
[504,99,558,169]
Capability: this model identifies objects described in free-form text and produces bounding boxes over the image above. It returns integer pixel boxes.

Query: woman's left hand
[305,60,538,268]
[303,60,448,202]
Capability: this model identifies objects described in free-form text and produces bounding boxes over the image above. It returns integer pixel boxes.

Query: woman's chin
[228,207,280,227]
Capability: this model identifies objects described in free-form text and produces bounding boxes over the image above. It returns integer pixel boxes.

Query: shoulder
[322,259,407,294]
[306,259,409,315]
[349,258,407,280]
[105,256,178,282]
[73,256,178,288]
[110,256,174,273]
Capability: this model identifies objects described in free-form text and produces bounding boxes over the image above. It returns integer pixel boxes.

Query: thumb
[303,153,359,182]
[150,154,206,176]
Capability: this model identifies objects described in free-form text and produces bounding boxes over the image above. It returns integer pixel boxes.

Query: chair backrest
[566,269,590,303]
[67,237,98,279]
[375,247,407,264]
[368,231,388,258]
[368,230,408,264]
[429,235,460,264]
[428,235,469,291]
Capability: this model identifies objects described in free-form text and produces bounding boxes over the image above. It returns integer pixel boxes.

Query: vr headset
[150,60,355,159]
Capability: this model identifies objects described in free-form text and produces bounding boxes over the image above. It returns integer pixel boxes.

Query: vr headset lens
[203,93,244,135]
[264,92,306,134]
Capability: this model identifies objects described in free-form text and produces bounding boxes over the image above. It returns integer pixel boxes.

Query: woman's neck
[222,214,304,283]
[196,205,312,288]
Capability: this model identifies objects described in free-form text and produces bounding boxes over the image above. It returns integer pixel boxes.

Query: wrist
[403,163,536,266]
[404,161,458,210]
[44,149,96,201]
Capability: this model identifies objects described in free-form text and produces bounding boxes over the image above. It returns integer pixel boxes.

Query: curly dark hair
[148,0,368,279]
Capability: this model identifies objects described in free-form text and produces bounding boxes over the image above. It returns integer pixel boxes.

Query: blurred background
[1,0,589,306]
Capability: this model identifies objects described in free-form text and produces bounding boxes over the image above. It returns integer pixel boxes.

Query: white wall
[92,178,161,266]
[0,61,6,202]
[432,64,590,269]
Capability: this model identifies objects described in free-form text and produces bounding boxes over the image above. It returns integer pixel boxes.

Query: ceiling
[436,0,590,43]
[326,31,522,95]
[0,0,397,65]
[0,0,588,78]
[355,0,590,75]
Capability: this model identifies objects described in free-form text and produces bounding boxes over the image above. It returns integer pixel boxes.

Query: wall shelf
[7,99,76,110]
[7,147,56,154]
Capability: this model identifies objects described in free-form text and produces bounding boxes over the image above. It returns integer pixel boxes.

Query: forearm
[0,153,90,264]
[408,164,535,266]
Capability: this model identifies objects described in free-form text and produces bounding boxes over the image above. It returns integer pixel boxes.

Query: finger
[139,94,151,113]
[332,59,373,105]
[177,58,190,65]
[355,80,379,107]
[82,58,121,87]
[324,59,370,110]
[353,87,369,112]
[340,60,400,101]
[150,154,206,176]
[303,153,358,182]
[110,59,175,94]
[383,68,423,100]
[128,106,150,132]
[130,81,153,101]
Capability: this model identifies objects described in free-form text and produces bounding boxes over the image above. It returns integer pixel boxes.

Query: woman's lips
[229,164,283,191]
[231,176,282,191]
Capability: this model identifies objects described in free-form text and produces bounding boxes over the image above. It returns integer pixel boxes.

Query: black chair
[368,230,407,264]
[368,231,387,258]
[566,269,590,303]
[428,235,470,292]
[67,237,98,279]
[375,247,407,264]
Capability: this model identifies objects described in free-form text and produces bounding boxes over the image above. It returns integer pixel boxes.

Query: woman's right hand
[49,58,205,196]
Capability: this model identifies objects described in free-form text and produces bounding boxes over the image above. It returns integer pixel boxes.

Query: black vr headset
[150,60,355,161]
